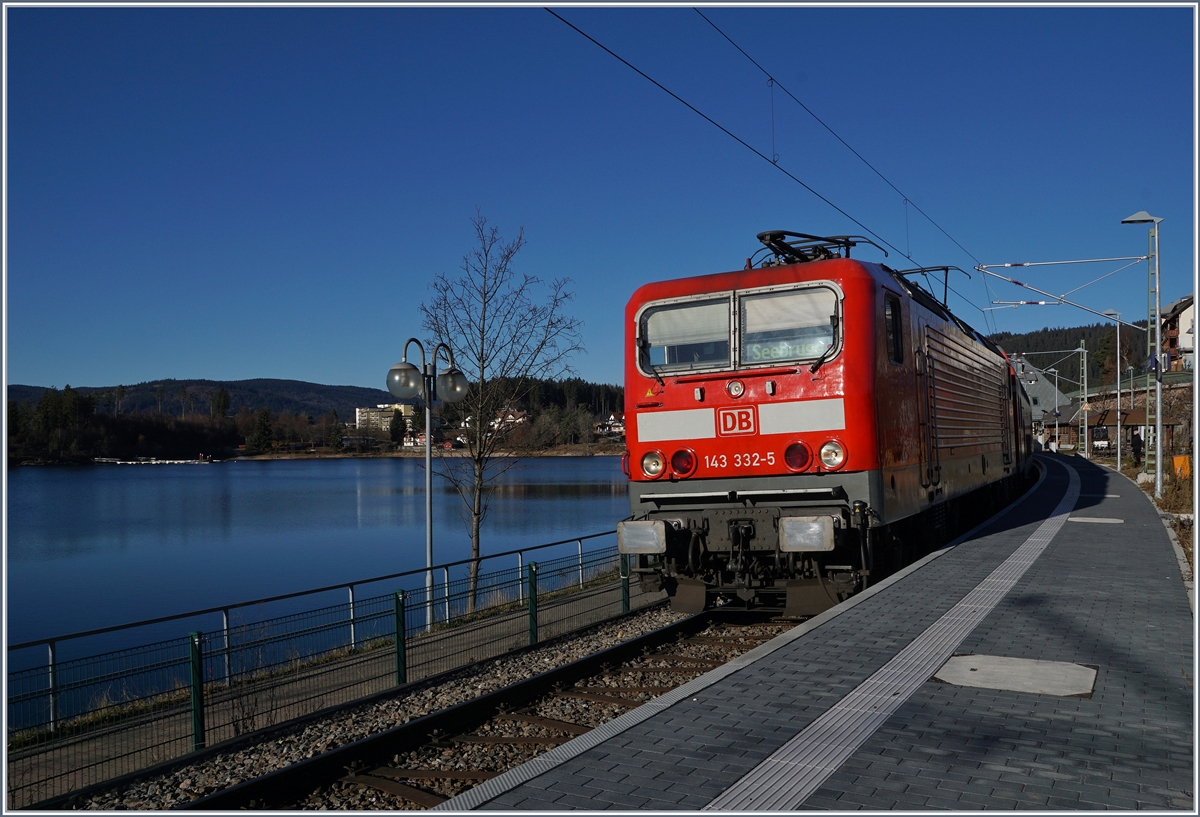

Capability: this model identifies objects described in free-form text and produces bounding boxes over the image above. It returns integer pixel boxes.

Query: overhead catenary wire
[544,10,906,263]
[976,266,1149,332]
[1059,258,1146,298]
[546,9,994,325]
[693,9,998,331]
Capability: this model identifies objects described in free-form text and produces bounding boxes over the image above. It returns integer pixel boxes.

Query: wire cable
[547,9,995,327]
[545,8,906,260]
[693,12,981,263]
[1059,259,1145,298]
[693,9,998,331]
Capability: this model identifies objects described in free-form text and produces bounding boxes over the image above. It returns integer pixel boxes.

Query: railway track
[179,610,794,810]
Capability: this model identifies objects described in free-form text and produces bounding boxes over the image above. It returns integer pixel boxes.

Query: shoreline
[13,445,626,467]
[237,445,625,461]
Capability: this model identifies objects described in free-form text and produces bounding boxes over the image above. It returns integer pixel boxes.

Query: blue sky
[5,6,1195,391]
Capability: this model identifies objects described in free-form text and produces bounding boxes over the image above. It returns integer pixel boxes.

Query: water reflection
[6,457,629,643]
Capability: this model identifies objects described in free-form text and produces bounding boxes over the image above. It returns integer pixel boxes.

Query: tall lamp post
[1103,310,1121,472]
[1126,366,1134,410]
[387,339,469,629]
[1121,211,1163,498]
[1047,368,1059,451]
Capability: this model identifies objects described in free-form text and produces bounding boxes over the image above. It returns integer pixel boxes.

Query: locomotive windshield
[740,287,838,365]
[637,285,840,375]
[641,297,731,373]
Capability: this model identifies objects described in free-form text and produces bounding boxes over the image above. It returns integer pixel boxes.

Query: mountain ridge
[7,378,394,422]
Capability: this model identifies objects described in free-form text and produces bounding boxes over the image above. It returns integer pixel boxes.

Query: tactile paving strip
[705,459,1081,811]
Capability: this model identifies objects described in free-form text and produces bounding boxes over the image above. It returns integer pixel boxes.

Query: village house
[595,412,625,438]
[1162,294,1194,371]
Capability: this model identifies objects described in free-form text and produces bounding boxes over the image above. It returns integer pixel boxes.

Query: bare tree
[421,213,583,610]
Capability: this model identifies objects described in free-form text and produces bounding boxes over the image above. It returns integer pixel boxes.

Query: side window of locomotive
[640,297,731,373]
[739,287,839,365]
[884,294,904,364]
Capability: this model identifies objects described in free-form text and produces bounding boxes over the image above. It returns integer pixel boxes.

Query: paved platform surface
[438,455,1194,811]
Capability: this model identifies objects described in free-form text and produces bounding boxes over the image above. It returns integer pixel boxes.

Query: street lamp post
[1122,211,1164,498]
[387,339,470,630]
[1103,310,1121,472]
[1047,368,1059,451]
[1126,366,1134,410]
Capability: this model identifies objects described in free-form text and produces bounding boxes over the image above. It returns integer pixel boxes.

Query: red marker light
[784,443,811,471]
[671,449,696,476]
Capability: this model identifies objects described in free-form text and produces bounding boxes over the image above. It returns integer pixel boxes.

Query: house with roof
[1162,294,1194,371]
[595,412,625,438]
[1009,355,1071,445]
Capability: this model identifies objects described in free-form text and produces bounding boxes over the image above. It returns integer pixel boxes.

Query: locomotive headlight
[819,441,846,469]
[641,451,666,478]
[726,379,745,398]
[618,520,667,554]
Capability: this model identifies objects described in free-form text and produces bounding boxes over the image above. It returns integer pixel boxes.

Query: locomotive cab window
[884,294,904,364]
[640,297,731,373]
[739,286,839,366]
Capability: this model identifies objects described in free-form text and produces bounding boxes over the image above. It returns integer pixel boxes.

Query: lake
[6,456,629,649]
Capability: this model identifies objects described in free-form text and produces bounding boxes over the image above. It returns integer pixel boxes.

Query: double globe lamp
[387,339,469,629]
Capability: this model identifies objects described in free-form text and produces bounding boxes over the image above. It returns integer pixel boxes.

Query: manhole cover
[934,655,1097,697]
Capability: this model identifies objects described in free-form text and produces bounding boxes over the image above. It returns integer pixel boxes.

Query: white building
[356,403,414,433]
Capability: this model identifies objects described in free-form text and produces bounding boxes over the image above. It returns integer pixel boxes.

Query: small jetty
[92,456,216,465]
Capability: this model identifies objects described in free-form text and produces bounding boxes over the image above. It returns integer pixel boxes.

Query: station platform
[436,454,1194,811]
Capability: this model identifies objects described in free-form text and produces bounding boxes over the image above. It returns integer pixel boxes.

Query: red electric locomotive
[617,231,1034,614]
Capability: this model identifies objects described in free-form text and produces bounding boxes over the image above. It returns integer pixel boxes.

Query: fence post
[394,591,407,686]
[222,604,232,681]
[442,567,450,623]
[577,539,584,589]
[620,554,630,614]
[47,642,58,733]
[347,586,357,651]
[188,632,206,751]
[517,551,524,602]
[527,564,539,645]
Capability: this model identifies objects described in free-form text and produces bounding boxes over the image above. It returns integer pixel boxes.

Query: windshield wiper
[647,364,666,389]
[809,345,836,375]
[809,315,840,374]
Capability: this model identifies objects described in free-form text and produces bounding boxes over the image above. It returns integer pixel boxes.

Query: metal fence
[7,532,663,809]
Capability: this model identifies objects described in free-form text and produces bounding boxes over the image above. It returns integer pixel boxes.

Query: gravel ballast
[72,607,687,810]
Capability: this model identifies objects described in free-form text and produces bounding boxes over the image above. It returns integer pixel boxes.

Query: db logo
[717,407,757,436]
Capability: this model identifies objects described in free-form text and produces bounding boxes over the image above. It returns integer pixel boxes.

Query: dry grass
[1120,458,1194,570]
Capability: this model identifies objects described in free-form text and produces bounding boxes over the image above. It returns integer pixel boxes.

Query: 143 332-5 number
[704,452,776,469]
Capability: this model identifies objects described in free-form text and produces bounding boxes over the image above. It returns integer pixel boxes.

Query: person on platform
[1131,428,1143,468]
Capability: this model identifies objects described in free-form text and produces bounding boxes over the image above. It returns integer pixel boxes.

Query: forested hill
[8,376,626,421]
[8,379,393,422]
[989,320,1149,388]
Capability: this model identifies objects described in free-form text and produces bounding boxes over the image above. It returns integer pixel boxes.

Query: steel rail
[172,611,740,810]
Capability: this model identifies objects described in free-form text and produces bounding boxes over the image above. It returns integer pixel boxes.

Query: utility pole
[1145,229,1154,476]
[1122,211,1164,498]
[1080,340,1088,459]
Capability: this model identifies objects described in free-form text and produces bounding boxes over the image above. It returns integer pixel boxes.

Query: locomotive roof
[630,255,1001,361]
